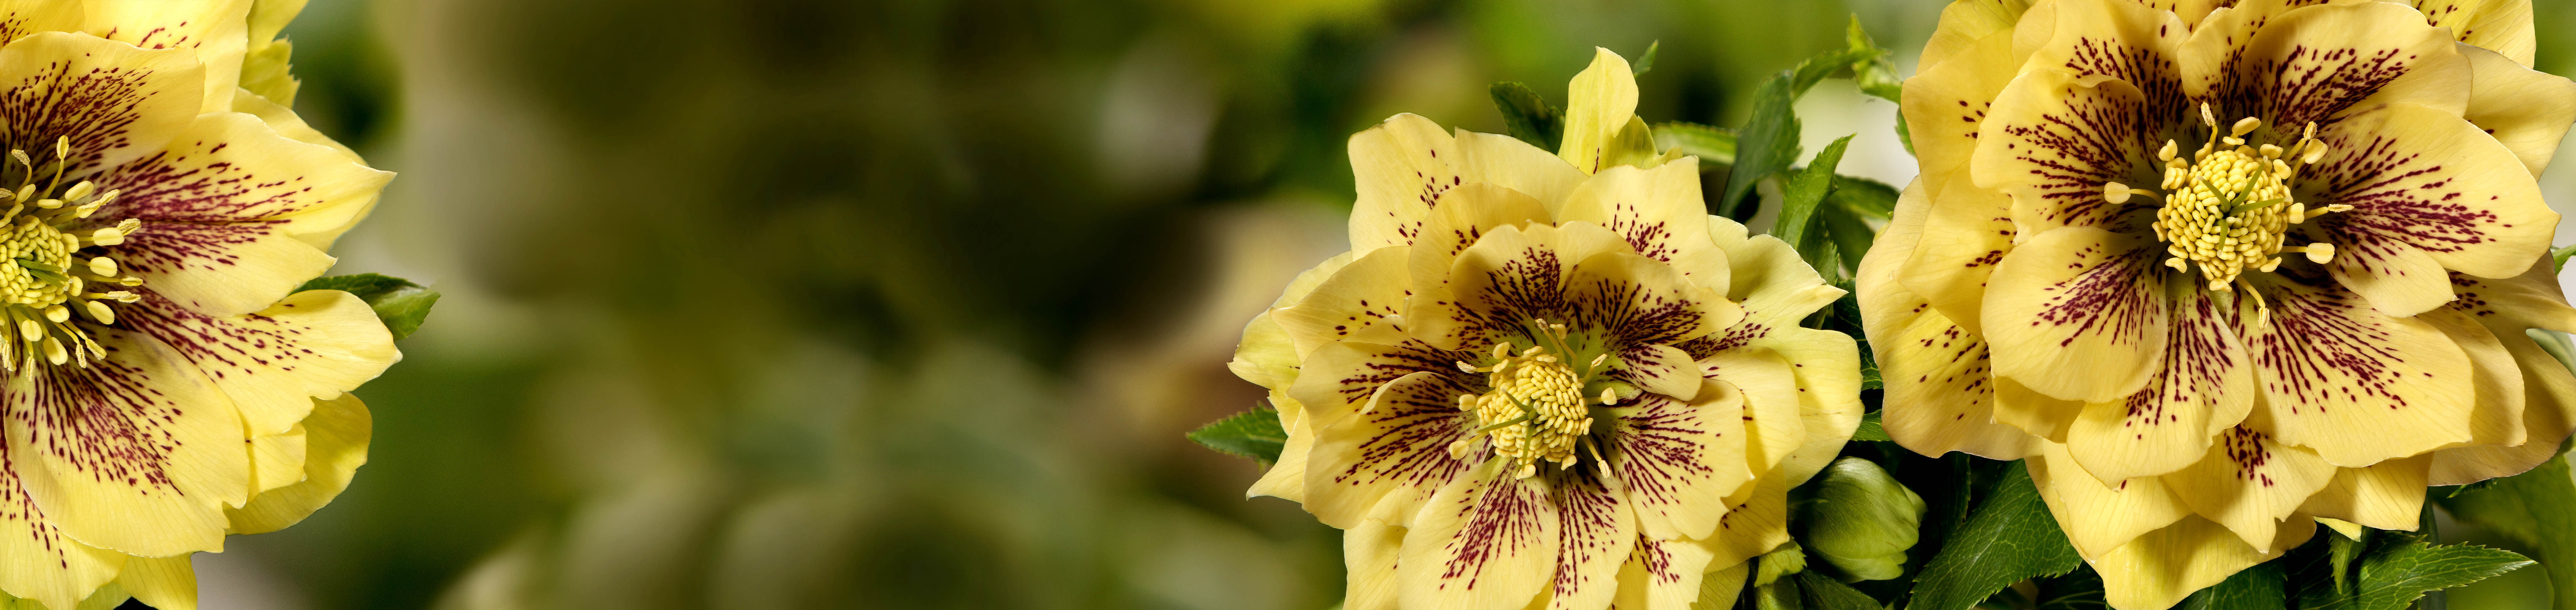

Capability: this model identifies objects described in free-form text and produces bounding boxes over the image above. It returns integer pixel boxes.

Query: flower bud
[1802,456,1926,582]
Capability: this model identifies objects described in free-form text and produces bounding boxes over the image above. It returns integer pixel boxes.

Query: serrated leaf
[1906,464,2084,610]
[1654,122,1737,166]
[1187,407,1287,465]
[1633,40,1659,76]
[1773,135,1854,271]
[1794,571,1883,610]
[1491,82,1563,152]
[2301,536,2531,610]
[2030,568,2108,610]
[296,273,440,340]
[1853,411,1888,442]
[1720,72,1803,218]
[1843,16,1902,103]
[2177,561,2285,610]
[2437,447,2576,609]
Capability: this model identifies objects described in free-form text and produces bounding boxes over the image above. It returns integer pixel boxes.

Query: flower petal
[1246,392,1315,502]
[1290,341,1477,529]
[1610,379,1751,542]
[0,466,122,610]
[2298,455,2429,531]
[1611,536,1720,610]
[1556,162,1729,290]
[2242,269,2474,467]
[1920,0,2037,68]
[1410,222,1632,351]
[1907,27,2018,189]
[2413,0,2533,66]
[112,554,194,610]
[1276,246,1415,356]
[2321,234,2457,317]
[1570,250,1735,349]
[0,1,82,45]
[1704,218,1842,335]
[2458,43,2575,176]
[2301,103,2555,280]
[1696,469,1791,572]
[1699,352,1798,485]
[1901,175,2017,336]
[2091,515,2315,610]
[1865,183,2040,460]
[101,113,395,316]
[2030,440,2191,558]
[1344,519,1406,610]
[2417,305,2526,448]
[1751,327,1862,488]
[82,0,250,114]
[1398,467,1559,610]
[119,288,397,437]
[1412,184,1552,300]
[12,326,247,558]
[0,32,203,179]
[224,393,365,534]
[1545,471,1637,610]
[2183,0,2471,126]
[245,423,302,495]
[1982,226,2170,403]
[1972,67,2167,241]
[2065,288,2256,483]
[1994,375,2083,442]
[2427,258,2576,483]
[1348,115,1585,254]
[2159,426,2338,552]
[1560,48,1640,174]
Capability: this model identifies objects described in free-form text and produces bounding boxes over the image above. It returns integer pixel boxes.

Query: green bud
[1751,541,1806,587]
[1803,456,1926,582]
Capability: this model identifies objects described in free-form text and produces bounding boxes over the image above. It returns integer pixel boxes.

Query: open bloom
[0,2,401,609]
[1863,0,2576,608]
[1230,50,1859,609]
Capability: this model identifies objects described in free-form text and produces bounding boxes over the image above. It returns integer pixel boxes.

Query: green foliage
[1843,16,1901,103]
[2028,568,2109,609]
[1491,82,1565,152]
[1794,571,1885,610]
[1186,407,1287,466]
[297,273,441,340]
[2329,528,2365,598]
[1721,72,1803,218]
[1773,135,1853,267]
[1654,122,1738,166]
[1634,40,1660,77]
[1906,464,2083,610]
[2179,562,2285,610]
[1805,457,1925,582]
[1852,412,1888,442]
[2553,243,2576,272]
[2438,447,2576,609]
[2295,533,2531,610]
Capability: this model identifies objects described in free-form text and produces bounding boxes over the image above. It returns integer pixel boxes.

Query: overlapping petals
[1864,1,2573,608]
[1231,49,1859,610]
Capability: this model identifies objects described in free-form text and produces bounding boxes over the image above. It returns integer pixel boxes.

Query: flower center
[1448,320,1621,479]
[0,137,145,371]
[2108,104,2350,296]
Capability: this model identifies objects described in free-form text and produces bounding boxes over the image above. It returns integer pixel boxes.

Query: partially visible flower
[1231,49,1859,609]
[1864,1,2576,608]
[0,2,401,608]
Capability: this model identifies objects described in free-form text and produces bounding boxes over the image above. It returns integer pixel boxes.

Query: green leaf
[1853,411,1888,442]
[1773,135,1855,270]
[1793,571,1882,610]
[1906,463,2084,610]
[296,273,441,340]
[2329,527,2365,598]
[1720,72,1803,218]
[1653,122,1737,166]
[1825,175,1898,221]
[2177,561,2285,610]
[1187,407,1288,465]
[2030,568,2109,610]
[2438,446,2576,610]
[1844,16,1902,103]
[1818,206,1876,279]
[1491,82,1564,152]
[1633,40,1660,76]
[2300,535,2532,610]
[2552,243,2576,272]
[1895,111,1915,156]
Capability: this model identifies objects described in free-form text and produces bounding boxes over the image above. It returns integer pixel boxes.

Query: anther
[84,257,111,277]
[2231,116,2262,137]
[1599,387,1618,405]
[60,181,91,202]
[79,301,109,325]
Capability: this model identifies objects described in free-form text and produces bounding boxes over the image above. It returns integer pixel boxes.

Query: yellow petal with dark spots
[1982,226,2169,404]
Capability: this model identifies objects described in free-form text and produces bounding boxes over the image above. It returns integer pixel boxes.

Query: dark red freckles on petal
[2031,244,2162,348]
[19,331,184,494]
[1550,468,1625,600]
[2306,135,2498,257]
[0,61,157,176]
[1439,478,1550,590]
[2250,276,2414,414]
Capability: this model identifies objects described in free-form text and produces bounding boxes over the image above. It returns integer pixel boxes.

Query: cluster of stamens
[2110,104,2348,301]
[0,137,144,370]
[1444,319,1619,479]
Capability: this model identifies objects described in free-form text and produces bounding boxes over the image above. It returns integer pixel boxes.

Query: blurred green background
[205,0,2576,608]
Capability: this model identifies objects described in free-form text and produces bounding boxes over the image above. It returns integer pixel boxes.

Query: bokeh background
[201,0,2576,608]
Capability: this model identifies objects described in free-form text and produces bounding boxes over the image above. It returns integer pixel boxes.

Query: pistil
[0,137,144,371]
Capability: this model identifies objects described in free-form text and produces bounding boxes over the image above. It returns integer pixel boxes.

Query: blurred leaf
[1896,111,1916,156]
[2298,534,2531,610]
[1820,207,1875,279]
[1654,122,1737,166]
[2553,244,2576,272]
[1187,407,1287,466]
[1827,175,1898,220]
[1633,40,1660,76]
[2329,528,2365,597]
[1774,135,1853,268]
[1794,571,1882,609]
[1853,412,1888,442]
[1907,464,2083,610]
[1844,16,1902,103]
[2437,447,2576,609]
[1492,82,1564,152]
[1721,71,1804,218]
[297,273,440,340]
[2178,561,2285,610]
[2030,568,2108,610]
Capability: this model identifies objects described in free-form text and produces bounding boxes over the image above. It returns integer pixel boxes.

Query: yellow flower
[0,2,402,609]
[1862,1,2575,608]
[1233,49,1859,610]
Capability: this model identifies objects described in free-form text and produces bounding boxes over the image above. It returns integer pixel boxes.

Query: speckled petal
[118,289,396,437]
[11,326,246,558]
[224,393,365,534]
[1398,466,1559,610]
[99,111,395,317]
[2158,426,2337,552]
[2064,288,2255,483]
[2458,43,2575,177]
[82,0,249,114]
[1982,226,2170,404]
[2240,268,2474,467]
[1609,379,1750,542]
[1289,341,1478,529]
[2300,103,2554,282]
